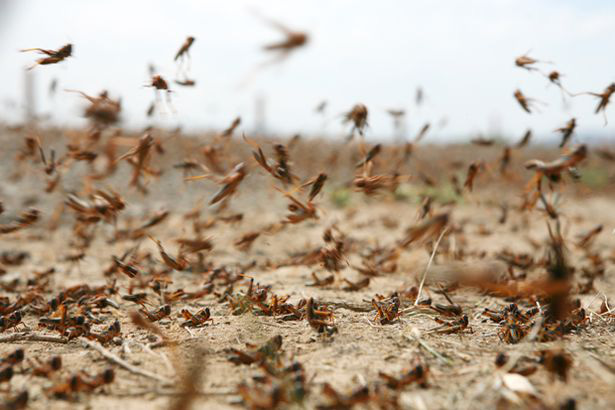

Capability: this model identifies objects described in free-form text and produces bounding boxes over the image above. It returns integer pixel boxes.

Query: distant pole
[254,94,266,135]
[24,69,36,124]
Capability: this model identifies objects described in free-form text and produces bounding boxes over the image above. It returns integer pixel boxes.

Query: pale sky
[0,0,614,142]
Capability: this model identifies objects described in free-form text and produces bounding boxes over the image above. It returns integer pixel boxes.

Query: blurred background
[0,0,613,142]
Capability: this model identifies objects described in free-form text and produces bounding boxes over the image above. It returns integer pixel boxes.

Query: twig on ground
[0,332,67,344]
[415,227,449,306]
[81,337,173,384]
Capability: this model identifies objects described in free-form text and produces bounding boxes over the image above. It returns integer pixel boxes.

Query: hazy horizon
[0,0,614,143]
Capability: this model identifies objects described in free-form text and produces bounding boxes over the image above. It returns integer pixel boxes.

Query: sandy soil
[0,127,614,409]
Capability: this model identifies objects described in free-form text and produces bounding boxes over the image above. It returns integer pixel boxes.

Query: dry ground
[0,127,614,409]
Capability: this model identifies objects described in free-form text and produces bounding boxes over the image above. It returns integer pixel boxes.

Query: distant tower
[24,69,36,123]
[254,93,267,135]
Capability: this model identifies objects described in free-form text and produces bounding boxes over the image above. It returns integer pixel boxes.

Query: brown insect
[149,235,188,271]
[555,118,576,148]
[0,365,14,384]
[0,349,24,366]
[121,293,149,307]
[66,89,121,126]
[175,36,195,61]
[21,43,72,69]
[36,137,58,176]
[139,304,171,322]
[112,256,140,278]
[276,186,318,224]
[306,298,336,335]
[399,213,449,248]
[176,237,214,254]
[355,144,381,168]
[464,161,482,191]
[116,133,155,190]
[0,390,28,409]
[307,272,334,287]
[372,295,401,324]
[431,314,471,334]
[343,103,369,138]
[500,146,511,175]
[514,89,538,113]
[545,70,570,96]
[90,320,121,345]
[47,369,115,398]
[576,225,602,248]
[0,311,23,332]
[429,291,462,317]
[234,232,261,252]
[413,122,431,143]
[304,173,327,202]
[494,353,538,376]
[174,78,196,87]
[180,307,212,328]
[515,129,532,148]
[576,83,615,124]
[538,349,572,382]
[0,208,40,234]
[227,335,283,366]
[470,137,495,146]
[187,162,247,205]
[319,383,370,409]
[31,356,62,378]
[260,14,308,56]
[379,361,429,389]
[525,144,587,183]
[220,117,241,138]
[514,53,543,71]
[246,137,296,185]
[147,75,174,114]
[342,277,370,292]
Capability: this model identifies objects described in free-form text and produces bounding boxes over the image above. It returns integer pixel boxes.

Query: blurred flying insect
[355,144,381,168]
[146,74,174,114]
[275,186,318,224]
[464,161,483,191]
[21,43,72,70]
[514,89,542,114]
[545,70,571,99]
[234,232,260,252]
[239,12,308,86]
[174,36,196,85]
[574,83,615,125]
[148,235,188,271]
[554,118,576,148]
[470,137,495,146]
[116,133,155,191]
[414,123,431,142]
[343,103,369,138]
[220,117,241,139]
[175,36,195,62]
[516,129,532,148]
[187,162,248,205]
[259,13,308,58]
[315,100,327,114]
[515,52,550,72]
[174,78,196,87]
[304,173,327,202]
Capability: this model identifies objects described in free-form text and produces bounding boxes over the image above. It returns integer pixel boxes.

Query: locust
[21,43,72,69]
